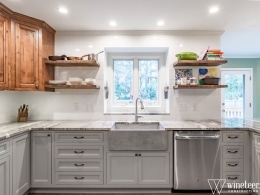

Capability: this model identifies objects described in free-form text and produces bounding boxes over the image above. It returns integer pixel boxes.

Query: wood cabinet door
[0,155,11,195]
[0,13,9,90]
[107,153,138,185]
[12,133,30,195]
[138,153,170,185]
[31,132,52,187]
[15,23,39,90]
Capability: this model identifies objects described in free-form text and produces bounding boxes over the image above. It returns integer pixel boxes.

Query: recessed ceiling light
[114,36,119,39]
[75,48,80,52]
[153,36,157,39]
[109,21,117,26]
[209,6,219,14]
[88,45,93,48]
[59,7,68,14]
[179,44,183,47]
[157,20,165,26]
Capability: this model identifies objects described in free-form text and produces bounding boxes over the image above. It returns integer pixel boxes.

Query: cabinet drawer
[223,146,243,159]
[55,145,103,159]
[55,159,103,172]
[223,159,244,172]
[55,172,103,185]
[54,132,103,143]
[0,140,10,157]
[223,172,244,183]
[222,132,244,143]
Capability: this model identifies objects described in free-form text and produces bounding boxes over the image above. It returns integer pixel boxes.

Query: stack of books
[206,50,224,60]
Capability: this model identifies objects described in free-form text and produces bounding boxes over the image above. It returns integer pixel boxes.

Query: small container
[190,77,197,85]
[180,77,187,85]
[202,77,220,85]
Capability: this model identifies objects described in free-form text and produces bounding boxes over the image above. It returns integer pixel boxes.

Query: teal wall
[222,58,260,118]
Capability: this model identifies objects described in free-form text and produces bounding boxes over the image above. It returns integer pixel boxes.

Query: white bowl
[49,80,67,85]
[68,81,82,85]
[69,77,82,82]
[85,78,96,85]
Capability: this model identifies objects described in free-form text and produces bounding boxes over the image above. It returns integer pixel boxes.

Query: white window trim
[105,52,169,114]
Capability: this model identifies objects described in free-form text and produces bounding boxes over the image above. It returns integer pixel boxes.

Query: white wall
[0,31,223,123]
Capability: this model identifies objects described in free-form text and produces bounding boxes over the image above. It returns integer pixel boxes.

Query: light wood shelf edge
[173,85,228,89]
[173,60,228,67]
[45,60,100,67]
[44,84,100,89]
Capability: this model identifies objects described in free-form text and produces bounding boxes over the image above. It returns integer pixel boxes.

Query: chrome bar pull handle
[74,151,84,154]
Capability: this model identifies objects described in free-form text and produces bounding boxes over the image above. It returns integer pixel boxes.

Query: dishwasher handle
[175,134,220,140]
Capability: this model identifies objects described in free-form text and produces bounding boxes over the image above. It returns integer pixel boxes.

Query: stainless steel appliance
[174,131,221,190]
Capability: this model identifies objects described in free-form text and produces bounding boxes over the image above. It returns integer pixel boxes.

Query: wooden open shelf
[45,84,100,90]
[45,60,100,67]
[173,85,228,89]
[173,60,228,67]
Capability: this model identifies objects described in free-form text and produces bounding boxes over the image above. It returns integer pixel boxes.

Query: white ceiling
[2,0,260,58]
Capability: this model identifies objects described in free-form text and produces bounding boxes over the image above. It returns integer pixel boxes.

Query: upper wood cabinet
[14,22,40,90]
[0,3,55,91]
[11,13,55,91]
[0,6,11,90]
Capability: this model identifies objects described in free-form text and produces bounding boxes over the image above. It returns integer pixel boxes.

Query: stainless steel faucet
[135,97,144,122]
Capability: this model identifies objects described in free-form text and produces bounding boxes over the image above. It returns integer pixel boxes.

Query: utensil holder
[17,113,28,122]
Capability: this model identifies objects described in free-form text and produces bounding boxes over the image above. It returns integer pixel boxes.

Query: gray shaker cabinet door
[12,133,30,195]
[107,153,138,185]
[254,148,260,183]
[0,156,11,195]
[138,153,170,185]
[31,132,52,187]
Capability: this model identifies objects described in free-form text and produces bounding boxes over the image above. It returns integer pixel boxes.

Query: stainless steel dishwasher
[174,131,221,190]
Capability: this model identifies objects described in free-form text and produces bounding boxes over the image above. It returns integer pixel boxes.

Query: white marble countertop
[0,119,260,141]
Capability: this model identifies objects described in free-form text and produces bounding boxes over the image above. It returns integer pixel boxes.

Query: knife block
[17,113,28,122]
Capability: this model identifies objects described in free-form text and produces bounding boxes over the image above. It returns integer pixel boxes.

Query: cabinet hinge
[250,76,252,81]
[249,103,252,107]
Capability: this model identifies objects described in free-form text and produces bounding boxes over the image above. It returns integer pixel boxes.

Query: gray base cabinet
[252,133,260,194]
[107,153,138,185]
[221,131,250,186]
[31,132,52,187]
[107,152,170,186]
[0,155,11,195]
[12,133,30,195]
[138,153,170,185]
[53,132,104,186]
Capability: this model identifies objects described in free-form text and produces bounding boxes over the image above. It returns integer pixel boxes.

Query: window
[105,52,168,114]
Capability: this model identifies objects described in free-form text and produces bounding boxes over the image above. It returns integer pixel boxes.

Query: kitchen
[0,0,260,194]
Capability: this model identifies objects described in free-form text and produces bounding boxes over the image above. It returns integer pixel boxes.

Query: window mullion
[133,57,139,100]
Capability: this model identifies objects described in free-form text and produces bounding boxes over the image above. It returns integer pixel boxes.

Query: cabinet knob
[135,153,138,156]
[47,134,50,137]
[138,154,141,156]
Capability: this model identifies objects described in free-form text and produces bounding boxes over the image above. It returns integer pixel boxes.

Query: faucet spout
[135,97,144,122]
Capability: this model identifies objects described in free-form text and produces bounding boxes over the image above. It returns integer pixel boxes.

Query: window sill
[104,112,170,115]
